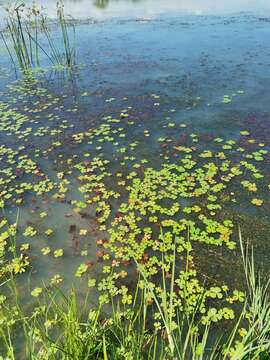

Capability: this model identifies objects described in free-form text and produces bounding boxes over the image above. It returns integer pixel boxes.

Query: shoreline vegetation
[0,1,75,70]
[0,2,270,359]
[0,229,270,359]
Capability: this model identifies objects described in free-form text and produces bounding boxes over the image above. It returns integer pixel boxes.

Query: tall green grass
[0,231,270,359]
[1,1,76,71]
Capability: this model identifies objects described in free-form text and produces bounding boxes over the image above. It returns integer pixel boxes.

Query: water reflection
[94,0,110,9]
[90,0,270,15]
[93,0,141,9]
[1,0,270,23]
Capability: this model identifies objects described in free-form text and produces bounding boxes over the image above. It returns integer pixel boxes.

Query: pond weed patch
[0,66,269,357]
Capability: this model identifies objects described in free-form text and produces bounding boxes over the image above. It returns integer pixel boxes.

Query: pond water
[1,0,270,23]
[1,0,270,340]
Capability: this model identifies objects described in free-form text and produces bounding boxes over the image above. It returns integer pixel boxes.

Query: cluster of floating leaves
[0,72,269,331]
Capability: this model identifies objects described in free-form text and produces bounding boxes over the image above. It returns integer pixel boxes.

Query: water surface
[0,0,270,319]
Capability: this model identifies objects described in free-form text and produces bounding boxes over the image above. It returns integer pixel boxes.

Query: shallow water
[0,0,270,320]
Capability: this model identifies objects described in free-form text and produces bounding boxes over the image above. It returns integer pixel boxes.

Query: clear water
[0,0,270,312]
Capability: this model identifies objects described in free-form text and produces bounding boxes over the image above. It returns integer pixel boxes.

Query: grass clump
[0,1,76,70]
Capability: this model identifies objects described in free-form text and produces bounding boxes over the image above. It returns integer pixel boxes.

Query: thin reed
[1,1,76,71]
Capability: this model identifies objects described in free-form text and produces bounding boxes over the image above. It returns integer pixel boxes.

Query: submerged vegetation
[0,1,75,70]
[0,1,269,359]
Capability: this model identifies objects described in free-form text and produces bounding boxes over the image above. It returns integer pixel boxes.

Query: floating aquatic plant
[0,79,269,358]
[41,246,50,255]
[31,287,43,297]
[54,248,63,258]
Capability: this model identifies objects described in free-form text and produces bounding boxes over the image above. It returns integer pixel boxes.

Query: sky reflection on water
[1,0,270,22]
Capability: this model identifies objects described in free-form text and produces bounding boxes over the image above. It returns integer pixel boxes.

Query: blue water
[0,0,270,304]
[1,0,270,22]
